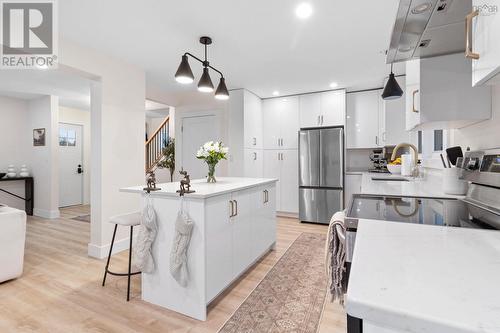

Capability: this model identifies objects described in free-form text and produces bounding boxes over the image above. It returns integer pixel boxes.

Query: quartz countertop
[357,171,464,199]
[120,177,277,199]
[346,219,500,333]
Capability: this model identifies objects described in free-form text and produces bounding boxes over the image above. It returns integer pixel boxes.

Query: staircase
[145,116,170,172]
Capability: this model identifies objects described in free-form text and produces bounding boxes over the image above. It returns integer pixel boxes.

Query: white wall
[28,96,60,218]
[451,85,500,150]
[59,39,145,258]
[59,106,91,204]
[0,96,30,210]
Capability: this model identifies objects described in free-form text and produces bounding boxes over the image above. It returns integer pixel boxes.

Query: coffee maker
[368,146,395,173]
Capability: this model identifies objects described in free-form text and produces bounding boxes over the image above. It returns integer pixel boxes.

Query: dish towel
[170,197,194,287]
[133,194,158,274]
[325,210,346,304]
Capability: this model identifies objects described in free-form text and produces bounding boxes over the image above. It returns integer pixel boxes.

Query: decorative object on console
[19,165,29,177]
[33,128,46,146]
[176,170,195,196]
[6,165,16,178]
[196,141,228,183]
[143,171,161,193]
[174,36,230,100]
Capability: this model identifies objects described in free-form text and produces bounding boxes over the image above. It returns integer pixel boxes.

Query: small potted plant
[196,141,229,183]
[157,137,175,182]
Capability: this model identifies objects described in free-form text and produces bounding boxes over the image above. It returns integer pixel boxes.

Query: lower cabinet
[205,184,276,302]
[263,149,299,214]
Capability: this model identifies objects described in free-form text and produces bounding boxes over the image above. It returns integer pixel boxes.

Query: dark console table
[0,177,34,215]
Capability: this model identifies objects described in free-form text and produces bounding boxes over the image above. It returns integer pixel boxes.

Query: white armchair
[0,206,26,283]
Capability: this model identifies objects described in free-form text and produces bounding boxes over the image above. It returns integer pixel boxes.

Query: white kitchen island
[120,177,277,320]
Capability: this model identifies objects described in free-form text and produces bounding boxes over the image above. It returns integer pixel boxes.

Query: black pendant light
[215,78,229,100]
[381,63,403,100]
[175,55,194,84]
[174,36,229,99]
[198,67,214,92]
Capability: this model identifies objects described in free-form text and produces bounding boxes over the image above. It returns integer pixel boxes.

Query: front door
[58,123,84,207]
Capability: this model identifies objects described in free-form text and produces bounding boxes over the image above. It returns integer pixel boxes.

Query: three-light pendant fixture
[174,36,229,100]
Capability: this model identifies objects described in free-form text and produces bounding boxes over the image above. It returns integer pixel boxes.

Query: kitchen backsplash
[346,149,373,172]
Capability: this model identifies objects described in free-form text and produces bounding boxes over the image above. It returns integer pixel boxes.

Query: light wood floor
[0,205,346,333]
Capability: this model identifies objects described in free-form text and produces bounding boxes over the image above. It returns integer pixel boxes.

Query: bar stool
[102,212,142,301]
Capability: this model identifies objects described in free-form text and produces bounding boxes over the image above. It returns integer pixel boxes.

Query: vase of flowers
[196,141,229,183]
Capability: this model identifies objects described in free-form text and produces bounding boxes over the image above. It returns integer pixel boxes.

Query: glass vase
[207,162,217,183]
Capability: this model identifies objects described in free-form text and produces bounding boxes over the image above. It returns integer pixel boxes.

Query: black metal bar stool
[102,212,142,301]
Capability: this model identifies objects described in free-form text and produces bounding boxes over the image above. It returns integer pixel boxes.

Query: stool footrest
[105,269,141,277]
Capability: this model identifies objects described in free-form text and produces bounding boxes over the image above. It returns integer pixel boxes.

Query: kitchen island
[120,177,277,320]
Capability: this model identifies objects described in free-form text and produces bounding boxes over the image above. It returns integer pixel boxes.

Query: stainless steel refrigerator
[299,127,344,224]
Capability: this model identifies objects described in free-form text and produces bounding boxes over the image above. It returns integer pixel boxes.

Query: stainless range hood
[386,0,472,63]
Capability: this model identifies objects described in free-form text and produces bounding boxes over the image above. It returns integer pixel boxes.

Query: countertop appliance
[368,146,395,173]
[344,149,500,267]
[299,126,344,224]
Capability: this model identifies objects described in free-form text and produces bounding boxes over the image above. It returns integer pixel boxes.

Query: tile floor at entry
[0,205,346,333]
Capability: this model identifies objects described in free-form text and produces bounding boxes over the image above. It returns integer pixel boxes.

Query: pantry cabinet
[243,148,263,178]
[243,91,263,149]
[299,90,346,128]
[263,96,300,149]
[405,54,491,130]
[263,149,299,214]
[471,0,500,86]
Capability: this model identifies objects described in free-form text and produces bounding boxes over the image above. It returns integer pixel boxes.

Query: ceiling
[59,0,403,99]
[0,69,91,109]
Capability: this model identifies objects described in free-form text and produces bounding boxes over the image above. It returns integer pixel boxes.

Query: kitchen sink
[371,177,409,182]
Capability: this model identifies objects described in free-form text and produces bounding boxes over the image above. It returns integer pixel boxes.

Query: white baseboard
[87,235,138,259]
[277,211,299,219]
[34,208,60,219]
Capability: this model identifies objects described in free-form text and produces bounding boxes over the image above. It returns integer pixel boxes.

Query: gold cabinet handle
[465,10,480,60]
[412,90,419,113]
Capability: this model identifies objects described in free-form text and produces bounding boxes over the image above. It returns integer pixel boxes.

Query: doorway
[181,115,217,179]
[58,122,84,207]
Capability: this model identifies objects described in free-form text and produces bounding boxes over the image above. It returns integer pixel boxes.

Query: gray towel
[170,211,194,287]
[325,211,346,304]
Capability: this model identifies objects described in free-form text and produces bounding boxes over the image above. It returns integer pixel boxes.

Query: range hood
[386,0,472,63]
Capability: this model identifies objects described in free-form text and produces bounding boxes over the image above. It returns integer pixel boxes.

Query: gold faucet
[391,143,418,172]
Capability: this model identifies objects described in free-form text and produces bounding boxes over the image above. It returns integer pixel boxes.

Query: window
[433,129,443,152]
[59,128,76,147]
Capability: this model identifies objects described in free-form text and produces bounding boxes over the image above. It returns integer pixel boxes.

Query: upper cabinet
[470,0,500,86]
[262,96,299,149]
[243,91,263,149]
[299,90,345,128]
[346,89,383,149]
[405,54,491,130]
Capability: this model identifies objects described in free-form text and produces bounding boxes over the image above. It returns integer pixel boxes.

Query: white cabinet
[405,54,491,130]
[243,91,263,149]
[263,149,298,214]
[382,76,410,146]
[244,148,263,178]
[205,184,277,302]
[299,90,345,128]
[346,90,383,149]
[345,174,362,207]
[263,96,299,149]
[471,0,500,86]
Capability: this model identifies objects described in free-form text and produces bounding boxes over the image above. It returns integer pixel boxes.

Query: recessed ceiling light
[411,2,432,14]
[329,82,338,89]
[273,91,280,96]
[295,3,313,19]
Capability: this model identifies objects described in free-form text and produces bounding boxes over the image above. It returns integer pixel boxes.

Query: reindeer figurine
[177,170,195,196]
[143,171,161,193]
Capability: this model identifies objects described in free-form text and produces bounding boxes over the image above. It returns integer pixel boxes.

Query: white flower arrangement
[196,141,229,183]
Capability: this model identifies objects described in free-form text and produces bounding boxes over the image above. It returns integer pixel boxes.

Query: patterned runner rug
[218,232,327,333]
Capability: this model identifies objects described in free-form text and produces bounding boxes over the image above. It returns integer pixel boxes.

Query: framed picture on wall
[33,128,46,146]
